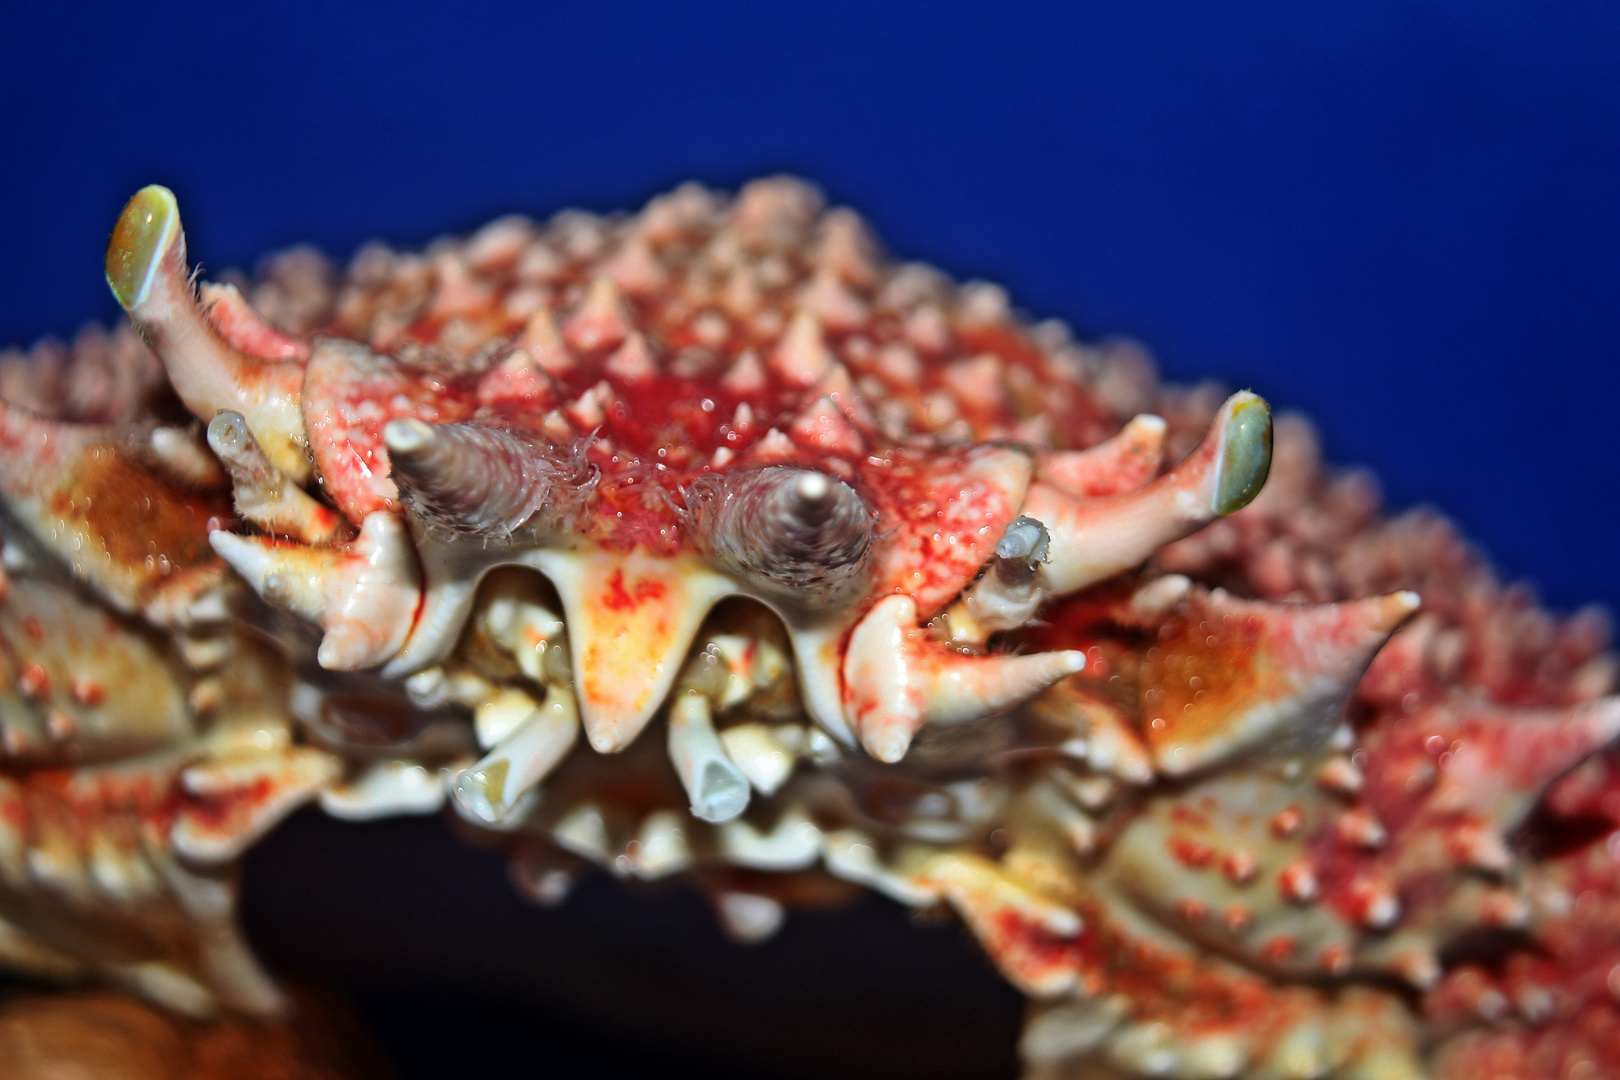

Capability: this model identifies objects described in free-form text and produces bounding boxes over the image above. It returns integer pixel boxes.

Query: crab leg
[1139,588,1421,775]
[667,692,751,823]
[0,399,226,622]
[451,684,580,825]
[105,186,310,481]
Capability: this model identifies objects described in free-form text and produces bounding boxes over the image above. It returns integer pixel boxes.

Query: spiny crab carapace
[0,177,1615,1079]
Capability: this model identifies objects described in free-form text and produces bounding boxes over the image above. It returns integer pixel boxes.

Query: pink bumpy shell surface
[0,177,1613,1078]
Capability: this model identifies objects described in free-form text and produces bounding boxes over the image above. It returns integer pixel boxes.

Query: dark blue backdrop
[2,4,1618,1077]
[4,3,1617,614]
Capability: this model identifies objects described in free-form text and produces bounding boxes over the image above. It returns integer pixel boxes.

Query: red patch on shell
[863,445,1030,614]
[601,568,667,612]
[301,342,479,520]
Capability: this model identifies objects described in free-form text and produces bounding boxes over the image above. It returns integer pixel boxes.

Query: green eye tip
[1214,394,1272,516]
[105,185,179,310]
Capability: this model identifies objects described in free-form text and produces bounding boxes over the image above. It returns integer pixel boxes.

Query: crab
[0,176,1615,1079]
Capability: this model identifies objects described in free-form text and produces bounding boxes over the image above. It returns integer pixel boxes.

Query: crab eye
[688,466,873,610]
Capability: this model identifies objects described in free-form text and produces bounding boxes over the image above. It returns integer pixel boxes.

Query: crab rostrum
[0,177,1614,1079]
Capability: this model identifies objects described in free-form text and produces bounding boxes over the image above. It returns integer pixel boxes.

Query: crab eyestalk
[106,186,311,481]
[385,418,567,538]
[688,465,874,610]
[1032,391,1273,598]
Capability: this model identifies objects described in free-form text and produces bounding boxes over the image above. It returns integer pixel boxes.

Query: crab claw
[1030,392,1272,598]
[106,186,310,481]
[844,594,1086,762]
[207,412,346,544]
[209,512,421,670]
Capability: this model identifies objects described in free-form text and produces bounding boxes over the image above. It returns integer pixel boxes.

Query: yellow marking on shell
[529,548,737,754]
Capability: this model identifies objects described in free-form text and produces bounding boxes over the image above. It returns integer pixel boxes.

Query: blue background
[3,3,1616,613]
[2,3,1618,1076]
